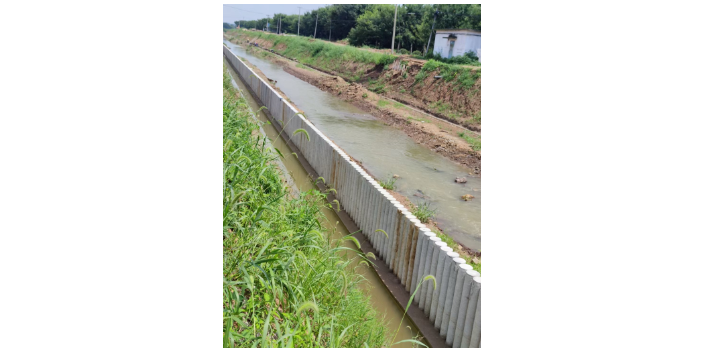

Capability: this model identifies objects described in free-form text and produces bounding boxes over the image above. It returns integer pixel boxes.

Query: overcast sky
[223,4,328,23]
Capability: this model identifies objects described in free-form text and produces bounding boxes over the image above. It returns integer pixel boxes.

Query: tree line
[225,4,480,54]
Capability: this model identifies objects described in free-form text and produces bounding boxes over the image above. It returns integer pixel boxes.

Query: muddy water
[225,58,422,348]
[224,40,481,251]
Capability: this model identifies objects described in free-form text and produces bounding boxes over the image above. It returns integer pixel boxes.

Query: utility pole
[297,7,302,36]
[391,4,398,54]
[313,13,318,38]
[426,10,439,56]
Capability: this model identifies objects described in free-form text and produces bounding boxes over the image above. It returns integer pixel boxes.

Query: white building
[432,29,481,62]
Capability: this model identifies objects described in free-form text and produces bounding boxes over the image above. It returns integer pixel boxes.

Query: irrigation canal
[223,39,481,252]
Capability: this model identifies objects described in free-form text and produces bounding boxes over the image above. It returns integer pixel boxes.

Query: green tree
[347,4,396,48]
[232,4,480,51]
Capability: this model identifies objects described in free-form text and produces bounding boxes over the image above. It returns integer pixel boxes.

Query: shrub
[370,84,387,94]
[412,50,421,56]
[398,48,409,55]
[463,50,479,61]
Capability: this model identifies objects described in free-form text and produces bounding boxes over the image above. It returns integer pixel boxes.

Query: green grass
[231,29,396,74]
[366,79,387,94]
[223,64,392,347]
[458,131,482,151]
[431,229,481,273]
[378,175,396,190]
[414,70,427,83]
[414,59,481,90]
[392,102,403,109]
[377,100,390,108]
[410,201,436,223]
[430,101,451,113]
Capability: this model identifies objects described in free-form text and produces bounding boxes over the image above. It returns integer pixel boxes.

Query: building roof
[435,29,481,35]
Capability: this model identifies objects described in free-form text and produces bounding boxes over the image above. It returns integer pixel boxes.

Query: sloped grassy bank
[223,65,391,347]
[230,29,396,78]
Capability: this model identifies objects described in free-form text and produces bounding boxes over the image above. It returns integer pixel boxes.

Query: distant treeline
[224,4,480,53]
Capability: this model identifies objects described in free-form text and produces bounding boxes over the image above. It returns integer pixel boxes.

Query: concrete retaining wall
[224,45,480,348]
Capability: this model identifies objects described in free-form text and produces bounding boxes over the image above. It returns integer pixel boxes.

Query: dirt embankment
[374,59,482,132]
[226,30,481,133]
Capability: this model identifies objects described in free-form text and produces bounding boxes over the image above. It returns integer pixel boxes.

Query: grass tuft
[411,201,436,223]
[378,175,396,190]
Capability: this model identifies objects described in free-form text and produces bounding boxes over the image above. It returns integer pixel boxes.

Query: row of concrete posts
[224,45,481,348]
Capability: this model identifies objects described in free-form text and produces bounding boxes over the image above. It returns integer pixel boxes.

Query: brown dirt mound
[369,59,481,131]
